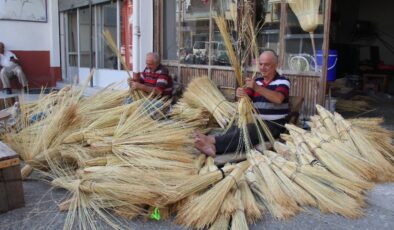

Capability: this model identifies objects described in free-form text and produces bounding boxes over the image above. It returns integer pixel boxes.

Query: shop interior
[330,0,394,95]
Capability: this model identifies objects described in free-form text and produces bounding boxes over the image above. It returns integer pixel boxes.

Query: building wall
[0,1,61,88]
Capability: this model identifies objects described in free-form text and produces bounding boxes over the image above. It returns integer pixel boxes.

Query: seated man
[195,50,290,157]
[128,52,173,99]
[0,42,28,94]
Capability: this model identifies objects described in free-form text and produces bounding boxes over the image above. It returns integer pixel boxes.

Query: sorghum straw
[181,76,236,129]
[265,151,365,218]
[239,175,263,223]
[230,189,249,230]
[176,161,249,229]
[334,112,394,182]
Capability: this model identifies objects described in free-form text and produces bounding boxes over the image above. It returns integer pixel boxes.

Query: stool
[363,73,390,92]
[0,141,25,213]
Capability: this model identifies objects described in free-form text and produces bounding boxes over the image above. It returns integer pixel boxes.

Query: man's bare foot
[194,131,215,144]
[194,134,216,157]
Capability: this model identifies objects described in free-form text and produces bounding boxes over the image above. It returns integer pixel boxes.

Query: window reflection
[164,0,237,66]
[98,3,118,69]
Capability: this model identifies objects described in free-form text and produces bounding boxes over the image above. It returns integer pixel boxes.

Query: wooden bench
[0,141,25,213]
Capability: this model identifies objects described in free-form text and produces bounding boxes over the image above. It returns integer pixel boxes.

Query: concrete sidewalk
[0,176,393,230]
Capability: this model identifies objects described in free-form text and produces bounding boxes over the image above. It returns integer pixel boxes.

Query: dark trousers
[214,118,287,155]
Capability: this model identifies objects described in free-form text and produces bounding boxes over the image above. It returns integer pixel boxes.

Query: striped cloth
[245,73,290,121]
[139,64,173,97]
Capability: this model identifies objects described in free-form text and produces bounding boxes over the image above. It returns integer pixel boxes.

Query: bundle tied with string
[175,161,250,229]
[181,76,236,129]
[215,14,275,152]
[289,0,321,58]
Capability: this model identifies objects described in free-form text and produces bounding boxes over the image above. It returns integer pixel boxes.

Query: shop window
[256,0,326,74]
[256,1,280,54]
[64,1,128,71]
[79,7,96,68]
[163,0,237,66]
[67,10,78,67]
[97,2,118,69]
[163,0,178,60]
[284,0,324,73]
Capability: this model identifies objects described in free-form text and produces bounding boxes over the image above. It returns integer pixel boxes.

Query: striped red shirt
[139,64,173,97]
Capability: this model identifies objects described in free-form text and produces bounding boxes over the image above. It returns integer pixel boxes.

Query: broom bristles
[175,161,249,229]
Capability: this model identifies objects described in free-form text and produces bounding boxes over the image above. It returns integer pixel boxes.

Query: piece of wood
[0,141,18,161]
[0,96,17,110]
[0,111,11,120]
[0,165,25,213]
[4,180,24,210]
[0,141,25,213]
[0,158,19,169]
[0,182,9,212]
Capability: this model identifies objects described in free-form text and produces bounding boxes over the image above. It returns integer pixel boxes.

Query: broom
[230,189,249,230]
[265,151,365,218]
[264,150,317,207]
[250,152,300,213]
[209,187,236,230]
[175,161,250,229]
[245,159,295,219]
[289,0,321,59]
[334,113,394,182]
[316,105,340,139]
[302,134,375,184]
[239,175,263,223]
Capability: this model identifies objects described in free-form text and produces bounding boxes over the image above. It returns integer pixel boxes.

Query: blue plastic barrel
[316,50,338,82]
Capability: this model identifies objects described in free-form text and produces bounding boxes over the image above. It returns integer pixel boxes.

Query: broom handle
[309,32,316,64]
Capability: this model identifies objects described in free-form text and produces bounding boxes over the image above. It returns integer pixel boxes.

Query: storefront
[157,0,332,118]
[58,0,153,88]
[58,0,333,117]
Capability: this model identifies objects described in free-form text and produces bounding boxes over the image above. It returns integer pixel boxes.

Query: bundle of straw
[209,187,236,230]
[349,117,394,163]
[181,76,236,128]
[264,151,366,218]
[239,175,263,223]
[170,101,211,129]
[336,99,372,113]
[176,161,249,229]
[230,189,249,230]
[334,113,394,182]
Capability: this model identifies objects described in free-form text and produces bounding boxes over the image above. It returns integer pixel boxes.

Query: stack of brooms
[3,77,394,229]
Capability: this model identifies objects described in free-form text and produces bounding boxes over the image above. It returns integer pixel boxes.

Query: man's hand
[245,77,256,90]
[236,87,247,98]
[127,77,133,87]
[10,57,20,65]
[131,81,143,90]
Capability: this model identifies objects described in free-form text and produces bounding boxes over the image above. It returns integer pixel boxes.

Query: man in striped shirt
[195,50,290,156]
[128,52,173,98]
